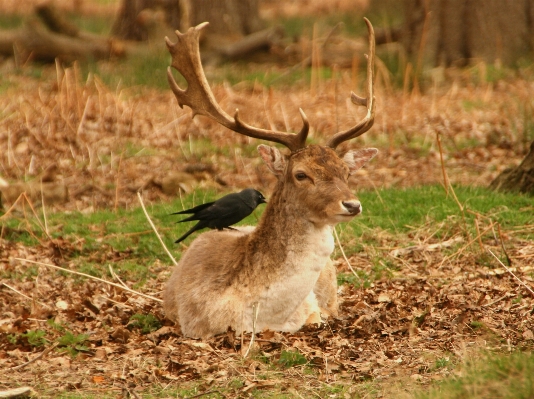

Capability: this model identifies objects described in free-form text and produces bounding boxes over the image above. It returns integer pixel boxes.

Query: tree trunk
[111,0,263,42]
[490,140,534,195]
[187,0,263,37]
[402,0,534,67]
[111,0,179,41]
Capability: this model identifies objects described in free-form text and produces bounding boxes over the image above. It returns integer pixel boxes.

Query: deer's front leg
[313,259,339,318]
[290,259,339,329]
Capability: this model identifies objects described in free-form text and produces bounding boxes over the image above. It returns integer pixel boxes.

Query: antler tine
[166,22,309,152]
[326,18,376,149]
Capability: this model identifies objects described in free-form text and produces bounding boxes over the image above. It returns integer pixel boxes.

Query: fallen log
[218,26,284,59]
[0,21,124,62]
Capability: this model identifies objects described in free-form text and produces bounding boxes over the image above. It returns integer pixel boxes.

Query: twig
[435,132,471,242]
[439,222,495,268]
[124,387,142,399]
[482,292,515,308]
[137,191,178,267]
[362,174,385,205]
[497,223,512,266]
[14,258,162,303]
[22,193,52,241]
[114,151,124,213]
[243,302,260,358]
[108,265,129,290]
[40,179,49,236]
[487,249,534,296]
[2,282,51,309]
[271,22,342,84]
[390,236,463,257]
[473,216,484,251]
[334,227,361,282]
[0,192,25,220]
[0,193,51,241]
[413,9,431,94]
[11,342,59,370]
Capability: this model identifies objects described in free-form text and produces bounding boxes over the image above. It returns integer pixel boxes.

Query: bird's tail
[175,223,201,244]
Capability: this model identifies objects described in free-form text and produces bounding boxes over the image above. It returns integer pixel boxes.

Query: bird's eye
[295,172,307,181]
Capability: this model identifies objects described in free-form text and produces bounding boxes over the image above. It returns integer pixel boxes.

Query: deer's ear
[258,145,286,176]
[342,148,378,174]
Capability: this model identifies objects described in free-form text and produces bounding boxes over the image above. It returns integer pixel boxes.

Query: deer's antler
[166,22,309,152]
[326,18,375,149]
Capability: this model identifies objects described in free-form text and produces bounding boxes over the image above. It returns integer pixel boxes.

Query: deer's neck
[247,183,335,270]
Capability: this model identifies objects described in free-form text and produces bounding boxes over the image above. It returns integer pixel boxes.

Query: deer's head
[165,19,377,226]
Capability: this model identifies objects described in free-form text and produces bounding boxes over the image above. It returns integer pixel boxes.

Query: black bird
[173,188,267,243]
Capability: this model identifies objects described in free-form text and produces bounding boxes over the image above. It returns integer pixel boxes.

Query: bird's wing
[171,201,215,215]
[175,220,208,243]
[208,203,253,229]
[220,193,252,211]
[192,193,240,219]
[202,202,243,220]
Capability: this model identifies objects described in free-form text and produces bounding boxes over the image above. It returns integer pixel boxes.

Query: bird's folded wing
[171,201,215,215]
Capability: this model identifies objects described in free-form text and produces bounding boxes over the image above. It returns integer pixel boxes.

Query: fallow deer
[163,19,378,338]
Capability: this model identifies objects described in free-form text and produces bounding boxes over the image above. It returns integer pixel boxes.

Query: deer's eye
[295,172,308,181]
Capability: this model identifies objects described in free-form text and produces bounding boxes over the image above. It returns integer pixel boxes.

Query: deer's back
[163,227,255,336]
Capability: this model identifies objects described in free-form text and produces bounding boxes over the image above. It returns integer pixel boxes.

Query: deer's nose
[342,200,362,215]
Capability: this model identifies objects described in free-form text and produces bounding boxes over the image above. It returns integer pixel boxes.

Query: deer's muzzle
[342,200,362,215]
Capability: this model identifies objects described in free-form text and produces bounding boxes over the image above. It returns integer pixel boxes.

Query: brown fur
[163,144,377,338]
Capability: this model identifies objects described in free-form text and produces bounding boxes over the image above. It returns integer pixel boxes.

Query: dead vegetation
[0,60,532,212]
[0,214,533,397]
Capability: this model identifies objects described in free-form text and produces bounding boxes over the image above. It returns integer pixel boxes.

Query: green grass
[335,184,534,255]
[2,185,532,287]
[272,7,403,40]
[408,351,534,399]
[1,189,256,284]
[8,322,90,358]
[83,46,173,90]
[0,14,25,30]
[214,63,328,88]
[129,313,162,334]
[68,13,114,36]
[278,350,308,368]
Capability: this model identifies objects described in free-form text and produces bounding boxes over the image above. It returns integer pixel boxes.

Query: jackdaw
[173,188,267,243]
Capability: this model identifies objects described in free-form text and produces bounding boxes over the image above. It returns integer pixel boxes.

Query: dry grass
[0,58,532,213]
